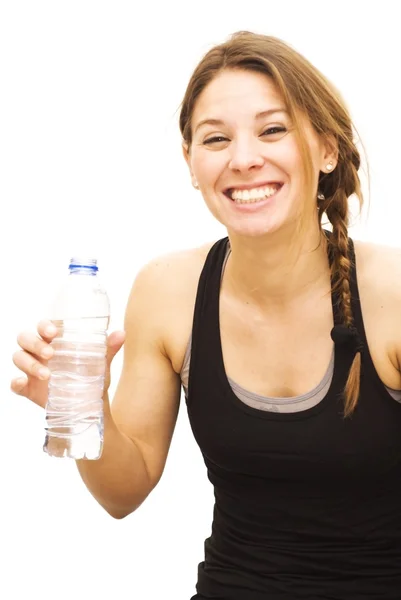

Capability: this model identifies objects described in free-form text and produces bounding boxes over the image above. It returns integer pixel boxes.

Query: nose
[228,138,265,172]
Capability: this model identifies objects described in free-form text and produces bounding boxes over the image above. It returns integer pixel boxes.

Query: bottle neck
[69,267,98,276]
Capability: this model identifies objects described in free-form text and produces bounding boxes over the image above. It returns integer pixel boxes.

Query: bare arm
[76,257,182,518]
[12,256,183,520]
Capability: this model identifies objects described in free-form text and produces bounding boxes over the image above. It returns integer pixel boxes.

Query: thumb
[106,330,126,367]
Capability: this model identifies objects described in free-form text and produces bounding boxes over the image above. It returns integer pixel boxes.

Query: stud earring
[326,161,334,171]
[192,180,199,189]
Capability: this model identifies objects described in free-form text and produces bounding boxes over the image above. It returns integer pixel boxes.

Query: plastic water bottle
[43,257,110,460]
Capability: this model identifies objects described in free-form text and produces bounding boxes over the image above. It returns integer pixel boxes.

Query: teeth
[231,185,281,203]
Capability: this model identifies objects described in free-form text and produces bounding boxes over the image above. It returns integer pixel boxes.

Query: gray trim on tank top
[180,241,401,412]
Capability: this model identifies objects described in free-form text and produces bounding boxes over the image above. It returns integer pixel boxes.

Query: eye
[203,135,229,145]
[261,126,288,140]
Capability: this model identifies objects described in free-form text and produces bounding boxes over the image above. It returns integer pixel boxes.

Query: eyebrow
[194,108,289,134]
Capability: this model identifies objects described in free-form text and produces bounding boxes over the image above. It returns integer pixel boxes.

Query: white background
[1,1,400,598]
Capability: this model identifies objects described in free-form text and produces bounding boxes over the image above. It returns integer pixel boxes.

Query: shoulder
[125,239,218,371]
[131,239,217,296]
[353,237,401,371]
[353,238,401,295]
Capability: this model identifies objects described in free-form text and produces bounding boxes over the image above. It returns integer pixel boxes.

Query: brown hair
[179,31,367,417]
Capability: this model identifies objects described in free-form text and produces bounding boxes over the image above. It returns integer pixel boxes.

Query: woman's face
[184,69,335,238]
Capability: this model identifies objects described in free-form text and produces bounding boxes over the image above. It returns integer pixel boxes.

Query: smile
[225,183,283,204]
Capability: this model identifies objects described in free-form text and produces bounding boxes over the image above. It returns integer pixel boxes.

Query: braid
[319,145,363,417]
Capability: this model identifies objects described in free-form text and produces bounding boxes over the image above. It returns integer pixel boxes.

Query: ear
[182,142,199,189]
[182,141,190,163]
[182,142,193,172]
[321,134,339,170]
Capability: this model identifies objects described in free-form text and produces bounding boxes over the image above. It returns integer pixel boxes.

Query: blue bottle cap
[69,258,99,271]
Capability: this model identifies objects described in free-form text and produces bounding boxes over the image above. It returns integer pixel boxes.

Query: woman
[11,31,401,599]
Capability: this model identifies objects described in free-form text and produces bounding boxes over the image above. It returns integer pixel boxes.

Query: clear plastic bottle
[43,257,110,460]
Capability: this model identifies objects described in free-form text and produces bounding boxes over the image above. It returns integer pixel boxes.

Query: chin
[226,216,286,238]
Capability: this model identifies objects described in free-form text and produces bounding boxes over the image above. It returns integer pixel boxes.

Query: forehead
[192,69,285,122]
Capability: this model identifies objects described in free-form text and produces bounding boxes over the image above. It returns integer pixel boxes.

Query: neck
[225,221,331,311]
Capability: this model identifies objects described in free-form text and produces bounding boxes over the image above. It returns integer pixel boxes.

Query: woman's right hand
[11,319,125,409]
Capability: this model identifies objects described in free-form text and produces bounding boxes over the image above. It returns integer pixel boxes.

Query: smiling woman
[11,30,401,600]
[180,33,362,414]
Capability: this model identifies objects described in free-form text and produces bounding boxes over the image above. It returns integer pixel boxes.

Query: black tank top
[186,233,401,600]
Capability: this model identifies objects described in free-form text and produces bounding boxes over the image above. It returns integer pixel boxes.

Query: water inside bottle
[43,317,108,459]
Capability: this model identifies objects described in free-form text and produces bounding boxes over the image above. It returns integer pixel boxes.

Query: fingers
[14,320,57,365]
[10,374,47,408]
[12,349,51,380]
[10,376,29,397]
[12,321,56,388]
[106,330,126,367]
[37,320,58,343]
[11,324,124,404]
[108,330,126,348]
[16,331,54,361]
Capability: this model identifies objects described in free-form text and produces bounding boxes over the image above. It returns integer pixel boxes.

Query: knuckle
[35,339,45,356]
[31,360,42,375]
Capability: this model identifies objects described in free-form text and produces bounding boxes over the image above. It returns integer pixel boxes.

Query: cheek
[262,136,302,175]
[280,140,303,170]
[193,152,225,186]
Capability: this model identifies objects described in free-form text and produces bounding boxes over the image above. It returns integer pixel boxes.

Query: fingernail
[45,325,57,337]
[41,347,53,359]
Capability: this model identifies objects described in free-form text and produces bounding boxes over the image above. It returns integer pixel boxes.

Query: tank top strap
[188,237,229,394]
[347,236,369,347]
